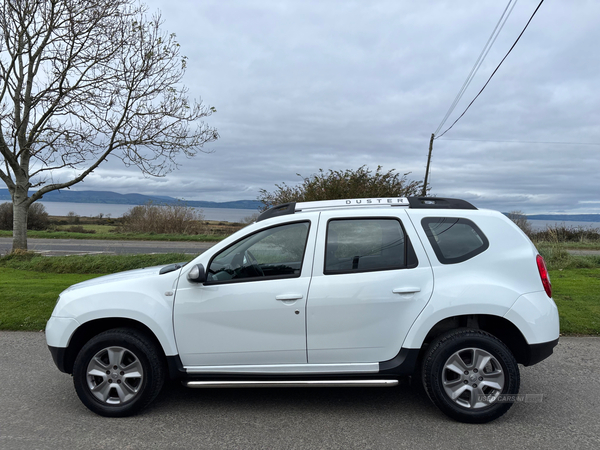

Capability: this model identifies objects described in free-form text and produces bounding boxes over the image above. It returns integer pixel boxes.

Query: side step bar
[184,379,399,388]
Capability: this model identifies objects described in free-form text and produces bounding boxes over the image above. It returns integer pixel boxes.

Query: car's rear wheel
[73,328,165,417]
[422,329,520,423]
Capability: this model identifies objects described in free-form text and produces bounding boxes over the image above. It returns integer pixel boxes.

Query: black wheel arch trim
[378,347,420,375]
[523,338,559,366]
[167,355,187,379]
[48,345,69,373]
[48,318,170,375]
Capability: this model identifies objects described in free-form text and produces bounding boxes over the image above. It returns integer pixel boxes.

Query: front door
[174,220,315,367]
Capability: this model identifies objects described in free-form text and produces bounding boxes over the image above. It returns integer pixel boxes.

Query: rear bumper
[504,291,560,346]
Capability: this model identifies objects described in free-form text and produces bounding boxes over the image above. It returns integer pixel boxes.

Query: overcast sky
[72,0,599,214]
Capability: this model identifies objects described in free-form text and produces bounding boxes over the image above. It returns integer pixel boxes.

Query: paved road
[0,333,599,449]
[568,249,600,256]
[0,237,215,256]
[3,237,600,258]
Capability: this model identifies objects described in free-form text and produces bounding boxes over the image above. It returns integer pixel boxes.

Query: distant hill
[0,189,261,210]
[1,190,598,219]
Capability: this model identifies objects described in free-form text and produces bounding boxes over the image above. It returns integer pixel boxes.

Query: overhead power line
[435,0,546,139]
[421,0,546,197]
[437,138,600,146]
[434,0,519,136]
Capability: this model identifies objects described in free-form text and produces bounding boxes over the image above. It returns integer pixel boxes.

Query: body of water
[35,202,600,228]
[39,201,257,223]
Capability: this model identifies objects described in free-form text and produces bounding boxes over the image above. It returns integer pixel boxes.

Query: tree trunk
[12,190,30,252]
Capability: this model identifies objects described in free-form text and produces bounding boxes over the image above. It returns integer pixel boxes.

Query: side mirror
[187,264,206,283]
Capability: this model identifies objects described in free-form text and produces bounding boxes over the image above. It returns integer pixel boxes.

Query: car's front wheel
[422,329,520,423]
[73,328,165,417]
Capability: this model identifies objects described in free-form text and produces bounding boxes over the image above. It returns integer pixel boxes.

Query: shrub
[28,203,50,230]
[506,211,533,237]
[531,225,600,243]
[0,203,11,230]
[66,211,80,224]
[241,212,260,224]
[258,166,425,211]
[120,202,205,235]
[64,225,96,234]
[0,202,50,230]
[537,243,600,270]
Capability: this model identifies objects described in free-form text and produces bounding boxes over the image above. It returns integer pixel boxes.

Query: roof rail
[297,197,409,211]
[407,197,477,210]
[256,198,409,222]
[255,202,296,222]
[255,196,477,222]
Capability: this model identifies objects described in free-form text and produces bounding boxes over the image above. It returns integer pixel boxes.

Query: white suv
[46,197,559,423]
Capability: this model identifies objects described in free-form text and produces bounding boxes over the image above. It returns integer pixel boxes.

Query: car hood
[62,265,172,293]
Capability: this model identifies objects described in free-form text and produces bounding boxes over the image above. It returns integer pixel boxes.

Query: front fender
[46,270,182,356]
[47,303,179,356]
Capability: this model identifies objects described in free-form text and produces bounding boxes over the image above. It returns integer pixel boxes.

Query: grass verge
[558,242,600,250]
[0,269,100,330]
[0,254,598,334]
[550,269,600,336]
[537,243,600,270]
[0,252,193,274]
[0,253,194,330]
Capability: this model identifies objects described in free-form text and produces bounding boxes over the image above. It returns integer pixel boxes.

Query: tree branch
[1,0,218,244]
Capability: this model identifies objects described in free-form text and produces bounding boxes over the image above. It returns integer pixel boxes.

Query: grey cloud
[67,0,600,214]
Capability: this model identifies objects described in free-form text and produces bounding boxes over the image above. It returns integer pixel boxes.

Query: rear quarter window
[422,217,489,264]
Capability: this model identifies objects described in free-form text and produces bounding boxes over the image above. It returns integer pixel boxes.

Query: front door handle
[393,287,421,294]
[276,294,304,301]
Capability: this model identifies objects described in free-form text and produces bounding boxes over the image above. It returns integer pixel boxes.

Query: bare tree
[506,210,533,236]
[0,0,218,250]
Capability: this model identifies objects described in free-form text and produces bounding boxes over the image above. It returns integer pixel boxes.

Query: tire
[73,328,165,417]
[422,329,520,424]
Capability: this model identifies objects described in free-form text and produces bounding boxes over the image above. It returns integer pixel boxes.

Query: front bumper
[45,316,79,348]
[46,316,80,373]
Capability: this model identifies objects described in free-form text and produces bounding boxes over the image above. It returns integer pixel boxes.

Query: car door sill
[183,379,398,388]
[184,362,379,374]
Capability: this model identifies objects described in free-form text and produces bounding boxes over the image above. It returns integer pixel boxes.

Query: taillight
[536,255,552,298]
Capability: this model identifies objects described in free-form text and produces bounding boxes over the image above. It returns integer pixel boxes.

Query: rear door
[306,209,433,363]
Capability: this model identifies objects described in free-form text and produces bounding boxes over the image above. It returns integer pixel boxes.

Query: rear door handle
[276,294,304,301]
[393,287,421,294]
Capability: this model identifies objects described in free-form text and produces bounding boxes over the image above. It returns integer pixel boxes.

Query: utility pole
[422,133,434,197]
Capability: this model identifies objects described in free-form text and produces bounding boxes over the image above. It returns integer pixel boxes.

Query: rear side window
[422,217,489,264]
[325,218,417,274]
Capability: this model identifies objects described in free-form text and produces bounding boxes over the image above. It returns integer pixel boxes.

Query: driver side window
[207,221,310,283]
